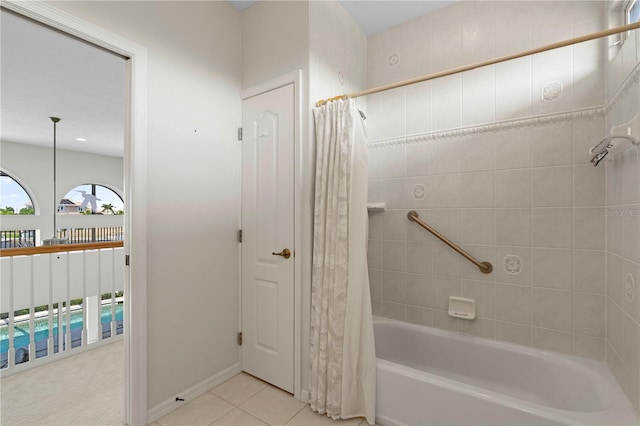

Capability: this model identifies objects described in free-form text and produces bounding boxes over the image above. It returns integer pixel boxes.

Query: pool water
[0,304,123,355]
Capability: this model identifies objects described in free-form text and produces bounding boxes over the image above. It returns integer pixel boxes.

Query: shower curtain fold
[310,99,376,425]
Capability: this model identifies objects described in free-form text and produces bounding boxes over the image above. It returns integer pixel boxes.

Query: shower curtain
[309,99,376,425]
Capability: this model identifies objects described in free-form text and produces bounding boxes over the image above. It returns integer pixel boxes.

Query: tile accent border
[368,63,640,149]
[368,108,605,149]
[606,60,640,116]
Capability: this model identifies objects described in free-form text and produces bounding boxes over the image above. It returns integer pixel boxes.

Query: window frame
[627,0,640,25]
[58,183,124,215]
[0,171,36,215]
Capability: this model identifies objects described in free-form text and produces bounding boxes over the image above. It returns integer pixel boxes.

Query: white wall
[0,140,124,237]
[47,0,242,410]
[310,1,367,105]
[242,1,309,91]
[366,1,611,361]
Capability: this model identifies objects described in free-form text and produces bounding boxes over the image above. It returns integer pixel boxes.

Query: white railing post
[47,254,54,357]
[29,256,36,364]
[7,319,14,368]
[86,295,99,344]
[110,249,116,338]
[97,249,102,342]
[82,251,88,347]
[1,257,10,369]
[65,253,71,352]
[8,257,15,368]
[85,250,99,344]
[57,302,63,354]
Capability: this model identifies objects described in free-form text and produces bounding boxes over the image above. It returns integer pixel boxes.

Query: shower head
[590,144,610,167]
[589,135,638,166]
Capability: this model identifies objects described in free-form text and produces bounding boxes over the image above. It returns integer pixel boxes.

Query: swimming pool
[0,304,124,355]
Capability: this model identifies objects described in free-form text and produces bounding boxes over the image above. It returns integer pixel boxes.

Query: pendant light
[42,116,66,246]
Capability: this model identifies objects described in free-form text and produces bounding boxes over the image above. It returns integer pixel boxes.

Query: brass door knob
[272,248,291,259]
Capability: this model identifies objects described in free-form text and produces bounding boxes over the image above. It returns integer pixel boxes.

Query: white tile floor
[1,340,124,426]
[152,373,367,426]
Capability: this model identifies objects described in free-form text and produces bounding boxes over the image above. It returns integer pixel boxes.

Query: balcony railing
[0,227,124,249]
[1,230,36,248]
[0,241,125,375]
[58,227,124,244]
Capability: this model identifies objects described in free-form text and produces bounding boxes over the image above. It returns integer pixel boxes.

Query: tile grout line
[282,404,310,426]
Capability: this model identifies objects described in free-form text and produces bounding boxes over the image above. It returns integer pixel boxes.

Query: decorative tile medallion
[412,183,426,200]
[626,273,635,303]
[542,81,563,102]
[388,52,400,68]
[504,255,522,275]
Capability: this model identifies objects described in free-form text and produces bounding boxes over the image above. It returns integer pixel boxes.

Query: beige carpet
[1,340,124,426]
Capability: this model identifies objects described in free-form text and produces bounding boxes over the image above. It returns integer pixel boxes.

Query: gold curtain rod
[407,211,492,274]
[316,21,640,107]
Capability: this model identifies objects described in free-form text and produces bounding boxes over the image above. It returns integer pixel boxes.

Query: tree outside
[0,205,34,215]
[19,206,34,215]
[101,203,115,214]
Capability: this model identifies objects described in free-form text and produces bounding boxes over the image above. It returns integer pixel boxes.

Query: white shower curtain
[309,99,376,425]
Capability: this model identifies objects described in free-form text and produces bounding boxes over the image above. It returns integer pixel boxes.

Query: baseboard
[300,389,310,404]
[147,362,242,424]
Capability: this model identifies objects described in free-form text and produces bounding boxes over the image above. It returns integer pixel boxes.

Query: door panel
[241,83,294,393]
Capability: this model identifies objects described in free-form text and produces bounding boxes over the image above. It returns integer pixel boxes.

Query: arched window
[59,184,123,215]
[0,171,35,215]
[628,0,640,25]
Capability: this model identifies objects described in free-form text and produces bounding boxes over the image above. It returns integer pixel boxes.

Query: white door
[241,83,295,393]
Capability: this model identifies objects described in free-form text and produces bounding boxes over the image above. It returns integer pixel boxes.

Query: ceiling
[1,2,452,159]
[1,10,127,158]
[228,0,455,35]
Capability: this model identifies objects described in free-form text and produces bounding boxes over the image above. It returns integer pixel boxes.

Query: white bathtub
[374,318,637,425]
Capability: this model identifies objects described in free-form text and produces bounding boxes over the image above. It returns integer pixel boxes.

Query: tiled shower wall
[365,1,614,361]
[367,119,609,359]
[604,8,640,414]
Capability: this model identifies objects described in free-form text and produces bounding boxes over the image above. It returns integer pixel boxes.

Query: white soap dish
[367,202,386,211]
[448,297,476,320]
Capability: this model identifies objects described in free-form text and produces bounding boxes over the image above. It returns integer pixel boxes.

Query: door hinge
[237,332,243,346]
[237,229,242,243]
[237,127,243,141]
[125,255,130,266]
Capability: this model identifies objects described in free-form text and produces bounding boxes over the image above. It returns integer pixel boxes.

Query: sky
[0,175,32,211]
[1,176,123,213]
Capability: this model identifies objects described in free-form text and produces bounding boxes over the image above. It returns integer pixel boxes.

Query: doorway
[241,83,296,393]
[0,7,127,424]
[0,2,148,425]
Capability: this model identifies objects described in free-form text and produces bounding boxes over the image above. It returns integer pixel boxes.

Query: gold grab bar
[407,211,492,274]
